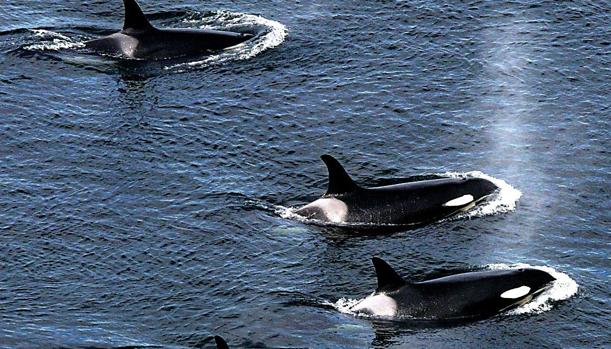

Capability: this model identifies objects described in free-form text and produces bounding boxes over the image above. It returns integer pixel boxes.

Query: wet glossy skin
[354,261,556,320]
[296,177,498,226]
[388,268,555,320]
[85,28,253,60]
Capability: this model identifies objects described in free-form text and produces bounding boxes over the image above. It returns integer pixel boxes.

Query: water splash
[325,297,370,317]
[23,29,84,51]
[166,11,287,70]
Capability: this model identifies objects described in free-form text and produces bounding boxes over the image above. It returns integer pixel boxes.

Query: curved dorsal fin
[321,155,360,196]
[122,0,154,33]
[214,336,229,349]
[372,257,407,293]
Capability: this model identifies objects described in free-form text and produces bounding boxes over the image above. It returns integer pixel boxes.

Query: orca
[84,0,254,60]
[350,257,555,320]
[293,155,498,227]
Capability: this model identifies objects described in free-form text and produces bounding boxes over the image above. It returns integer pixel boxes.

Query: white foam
[443,171,522,219]
[23,29,85,51]
[487,263,578,315]
[166,11,287,70]
[31,29,71,41]
[325,296,370,317]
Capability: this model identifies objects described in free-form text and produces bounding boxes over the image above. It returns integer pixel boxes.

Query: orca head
[514,268,555,291]
[496,268,555,307]
[463,177,498,201]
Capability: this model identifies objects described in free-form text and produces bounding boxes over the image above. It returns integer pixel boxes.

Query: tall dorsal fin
[214,336,229,349]
[122,0,154,33]
[321,155,360,196]
[372,257,407,293]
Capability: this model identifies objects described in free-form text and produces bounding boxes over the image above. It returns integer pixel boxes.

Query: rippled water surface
[0,0,609,348]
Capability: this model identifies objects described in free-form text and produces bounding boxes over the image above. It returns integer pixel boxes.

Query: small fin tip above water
[214,335,229,349]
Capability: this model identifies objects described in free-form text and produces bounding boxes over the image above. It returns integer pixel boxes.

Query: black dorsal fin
[214,336,229,349]
[372,257,407,293]
[321,155,360,196]
[122,0,154,33]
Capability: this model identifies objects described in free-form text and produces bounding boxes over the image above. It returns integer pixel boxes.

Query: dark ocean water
[0,0,609,348]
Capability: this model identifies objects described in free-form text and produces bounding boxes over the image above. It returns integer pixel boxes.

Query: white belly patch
[351,294,398,317]
[302,198,348,223]
[115,34,138,57]
[443,194,474,207]
[501,286,531,299]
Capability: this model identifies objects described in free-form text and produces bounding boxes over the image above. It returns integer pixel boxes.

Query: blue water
[0,0,609,348]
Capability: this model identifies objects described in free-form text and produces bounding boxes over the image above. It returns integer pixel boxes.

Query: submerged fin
[321,155,360,196]
[372,257,407,293]
[122,0,154,33]
[214,336,229,349]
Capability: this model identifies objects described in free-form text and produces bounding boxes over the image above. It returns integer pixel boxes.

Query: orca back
[340,177,496,225]
[392,268,555,319]
[84,0,253,60]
